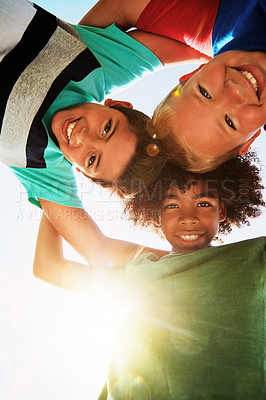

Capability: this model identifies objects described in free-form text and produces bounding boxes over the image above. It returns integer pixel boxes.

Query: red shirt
[137,0,220,57]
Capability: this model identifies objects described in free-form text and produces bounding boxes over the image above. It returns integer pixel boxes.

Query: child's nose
[178,212,199,225]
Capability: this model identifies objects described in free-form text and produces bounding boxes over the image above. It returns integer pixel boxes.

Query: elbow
[32,258,42,280]
[32,255,48,282]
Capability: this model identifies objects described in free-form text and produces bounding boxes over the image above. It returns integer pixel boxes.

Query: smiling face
[170,51,266,158]
[160,180,226,254]
[51,100,137,181]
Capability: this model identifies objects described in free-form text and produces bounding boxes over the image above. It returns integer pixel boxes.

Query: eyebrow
[106,120,118,143]
[163,194,180,201]
[192,91,204,103]
[218,119,225,134]
[194,191,218,199]
[163,191,218,201]
[95,121,119,171]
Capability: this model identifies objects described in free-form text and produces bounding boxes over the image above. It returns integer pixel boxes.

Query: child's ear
[179,64,206,84]
[238,130,261,156]
[219,202,227,222]
[104,98,133,109]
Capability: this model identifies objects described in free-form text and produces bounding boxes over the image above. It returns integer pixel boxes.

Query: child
[33,153,265,399]
[33,152,264,288]
[82,0,266,172]
[136,0,266,171]
[124,152,265,250]
[151,50,266,172]
[0,0,208,264]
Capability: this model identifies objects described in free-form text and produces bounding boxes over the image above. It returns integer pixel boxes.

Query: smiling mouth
[240,70,259,97]
[178,234,203,241]
[67,119,80,143]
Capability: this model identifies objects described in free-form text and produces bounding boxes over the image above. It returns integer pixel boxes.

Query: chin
[175,244,210,254]
[175,247,198,254]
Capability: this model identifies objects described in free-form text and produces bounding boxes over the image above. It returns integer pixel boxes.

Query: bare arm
[127,30,211,66]
[33,211,167,292]
[33,213,91,293]
[33,214,124,293]
[79,0,150,30]
[39,199,144,268]
[79,1,210,66]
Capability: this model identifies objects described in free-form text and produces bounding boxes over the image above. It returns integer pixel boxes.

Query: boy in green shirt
[33,153,265,399]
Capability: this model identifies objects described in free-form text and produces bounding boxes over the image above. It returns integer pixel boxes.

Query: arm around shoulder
[79,0,150,30]
[34,202,168,292]
[38,198,144,268]
[33,214,126,294]
[128,30,211,66]
[33,213,91,293]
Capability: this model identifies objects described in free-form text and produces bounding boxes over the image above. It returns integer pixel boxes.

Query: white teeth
[179,235,201,241]
[67,119,79,143]
[241,70,258,94]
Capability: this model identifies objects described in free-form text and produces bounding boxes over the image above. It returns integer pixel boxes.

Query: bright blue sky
[0,1,265,399]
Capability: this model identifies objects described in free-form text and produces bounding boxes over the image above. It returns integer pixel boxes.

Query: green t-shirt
[102,237,266,400]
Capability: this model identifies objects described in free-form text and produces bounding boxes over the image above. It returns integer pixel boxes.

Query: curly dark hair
[124,152,265,238]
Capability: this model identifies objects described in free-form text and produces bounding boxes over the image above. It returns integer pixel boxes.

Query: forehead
[163,179,220,200]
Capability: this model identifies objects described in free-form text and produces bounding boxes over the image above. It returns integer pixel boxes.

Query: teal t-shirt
[102,237,266,400]
[9,18,161,208]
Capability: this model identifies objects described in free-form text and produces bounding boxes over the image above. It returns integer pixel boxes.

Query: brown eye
[198,85,212,99]
[164,203,179,209]
[88,153,96,168]
[225,115,236,130]
[103,120,112,136]
[197,202,212,207]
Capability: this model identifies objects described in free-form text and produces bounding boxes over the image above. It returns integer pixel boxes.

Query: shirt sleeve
[10,163,83,209]
[74,23,163,102]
